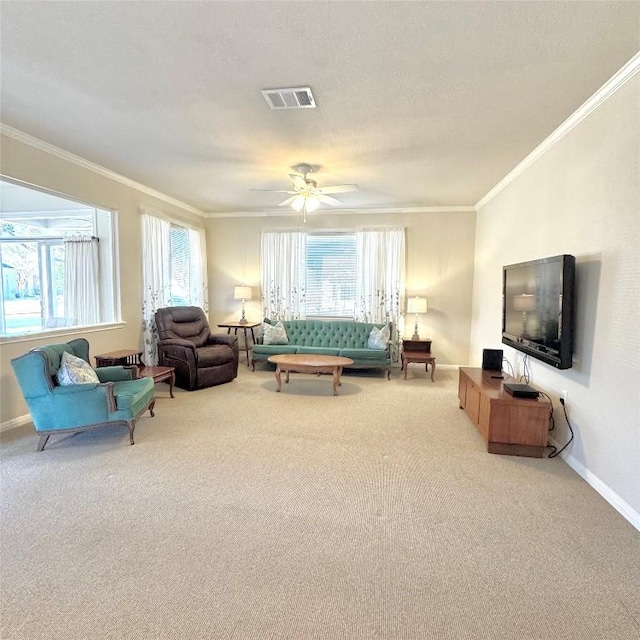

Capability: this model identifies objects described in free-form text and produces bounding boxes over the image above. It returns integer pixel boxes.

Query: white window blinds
[305,233,357,318]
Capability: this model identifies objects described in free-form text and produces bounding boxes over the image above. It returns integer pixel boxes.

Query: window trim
[0,175,121,338]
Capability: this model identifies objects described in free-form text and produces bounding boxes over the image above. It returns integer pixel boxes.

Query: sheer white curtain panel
[141,211,171,365]
[64,235,99,326]
[188,227,208,313]
[355,227,405,326]
[261,231,307,320]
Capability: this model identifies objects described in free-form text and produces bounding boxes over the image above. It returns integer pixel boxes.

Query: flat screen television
[502,254,576,370]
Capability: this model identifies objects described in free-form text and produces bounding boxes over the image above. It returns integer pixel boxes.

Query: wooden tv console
[458,367,551,458]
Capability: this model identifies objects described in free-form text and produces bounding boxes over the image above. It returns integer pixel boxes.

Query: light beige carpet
[1,365,639,640]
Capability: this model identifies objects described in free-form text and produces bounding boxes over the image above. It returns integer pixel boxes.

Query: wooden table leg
[332,367,340,396]
[168,370,175,398]
[275,365,282,392]
[430,359,436,382]
[242,327,250,367]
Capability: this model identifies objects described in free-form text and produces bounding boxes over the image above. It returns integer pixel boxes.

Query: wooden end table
[138,366,175,398]
[95,349,144,368]
[218,321,260,367]
[401,339,436,381]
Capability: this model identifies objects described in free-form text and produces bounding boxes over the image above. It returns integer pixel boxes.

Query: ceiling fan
[252,163,358,221]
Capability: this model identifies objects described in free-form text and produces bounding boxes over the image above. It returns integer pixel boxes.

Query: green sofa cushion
[253,344,298,357]
[296,346,341,356]
[113,378,155,413]
[338,348,390,362]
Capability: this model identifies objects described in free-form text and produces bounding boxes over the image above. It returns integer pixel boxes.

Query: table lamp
[407,296,427,340]
[234,286,252,324]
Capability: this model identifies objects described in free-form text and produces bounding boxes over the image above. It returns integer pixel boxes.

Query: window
[262,227,404,324]
[169,224,190,305]
[0,179,118,336]
[305,232,357,317]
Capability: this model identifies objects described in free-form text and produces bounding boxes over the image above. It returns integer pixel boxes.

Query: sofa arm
[95,366,134,382]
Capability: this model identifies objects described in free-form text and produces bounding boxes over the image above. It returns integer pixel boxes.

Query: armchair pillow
[367,324,390,350]
[263,321,289,345]
[56,351,100,385]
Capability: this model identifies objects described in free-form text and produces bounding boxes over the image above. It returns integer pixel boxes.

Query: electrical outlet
[561,390,568,403]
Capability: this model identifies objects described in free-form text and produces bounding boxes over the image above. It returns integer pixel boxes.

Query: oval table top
[267,354,354,368]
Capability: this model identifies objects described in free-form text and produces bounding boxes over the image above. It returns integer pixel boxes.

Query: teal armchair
[10,338,156,451]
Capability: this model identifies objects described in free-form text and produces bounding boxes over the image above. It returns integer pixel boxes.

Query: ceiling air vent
[262,87,316,110]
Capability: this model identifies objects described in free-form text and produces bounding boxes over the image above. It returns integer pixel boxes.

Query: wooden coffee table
[267,354,354,396]
[138,366,175,398]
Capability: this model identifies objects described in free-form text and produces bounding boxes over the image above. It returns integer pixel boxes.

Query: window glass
[305,233,356,317]
[169,224,190,305]
[0,179,118,336]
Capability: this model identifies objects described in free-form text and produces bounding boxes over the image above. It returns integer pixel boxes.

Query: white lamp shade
[305,197,320,212]
[291,196,305,212]
[513,294,535,312]
[234,286,252,301]
[407,296,427,314]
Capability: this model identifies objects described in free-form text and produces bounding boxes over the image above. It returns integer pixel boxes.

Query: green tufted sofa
[251,319,393,379]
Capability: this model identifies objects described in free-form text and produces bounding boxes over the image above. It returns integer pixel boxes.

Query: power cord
[548,397,574,458]
[537,391,555,432]
[502,357,515,378]
[519,354,531,384]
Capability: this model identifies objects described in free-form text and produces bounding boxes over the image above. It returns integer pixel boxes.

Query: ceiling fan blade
[250,189,296,193]
[317,184,359,194]
[316,193,343,206]
[289,174,308,190]
[278,196,298,206]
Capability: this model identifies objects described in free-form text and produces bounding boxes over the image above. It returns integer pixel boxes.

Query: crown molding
[475,52,640,210]
[205,205,476,219]
[0,124,205,217]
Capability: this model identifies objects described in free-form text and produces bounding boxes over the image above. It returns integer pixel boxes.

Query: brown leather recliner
[155,306,238,390]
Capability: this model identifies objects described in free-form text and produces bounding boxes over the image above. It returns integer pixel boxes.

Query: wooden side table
[138,365,175,398]
[95,349,144,368]
[401,339,436,381]
[217,321,260,367]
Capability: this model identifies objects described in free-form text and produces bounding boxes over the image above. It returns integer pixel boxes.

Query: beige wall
[205,209,476,366]
[1,134,476,425]
[0,134,203,424]
[470,75,640,520]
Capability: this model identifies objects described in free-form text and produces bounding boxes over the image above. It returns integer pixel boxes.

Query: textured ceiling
[1,1,638,213]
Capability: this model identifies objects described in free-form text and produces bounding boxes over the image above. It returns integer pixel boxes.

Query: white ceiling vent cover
[262,87,316,110]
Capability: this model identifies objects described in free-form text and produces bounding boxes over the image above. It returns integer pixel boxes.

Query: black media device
[482,348,503,371]
[502,254,576,370]
[503,383,540,399]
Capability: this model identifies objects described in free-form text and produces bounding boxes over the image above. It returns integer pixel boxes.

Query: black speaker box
[482,348,503,371]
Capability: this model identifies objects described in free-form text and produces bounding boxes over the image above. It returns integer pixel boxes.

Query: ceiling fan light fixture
[291,195,305,212]
[305,197,320,212]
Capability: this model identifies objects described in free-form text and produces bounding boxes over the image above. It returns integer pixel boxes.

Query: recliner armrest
[205,334,238,349]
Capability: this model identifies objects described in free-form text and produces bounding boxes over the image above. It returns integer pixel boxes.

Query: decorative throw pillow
[367,324,390,350]
[56,351,100,386]
[262,321,289,345]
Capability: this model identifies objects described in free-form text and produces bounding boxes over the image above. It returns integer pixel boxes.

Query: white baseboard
[0,414,32,433]
[549,436,640,532]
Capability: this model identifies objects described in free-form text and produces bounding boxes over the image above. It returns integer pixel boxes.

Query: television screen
[502,255,575,369]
